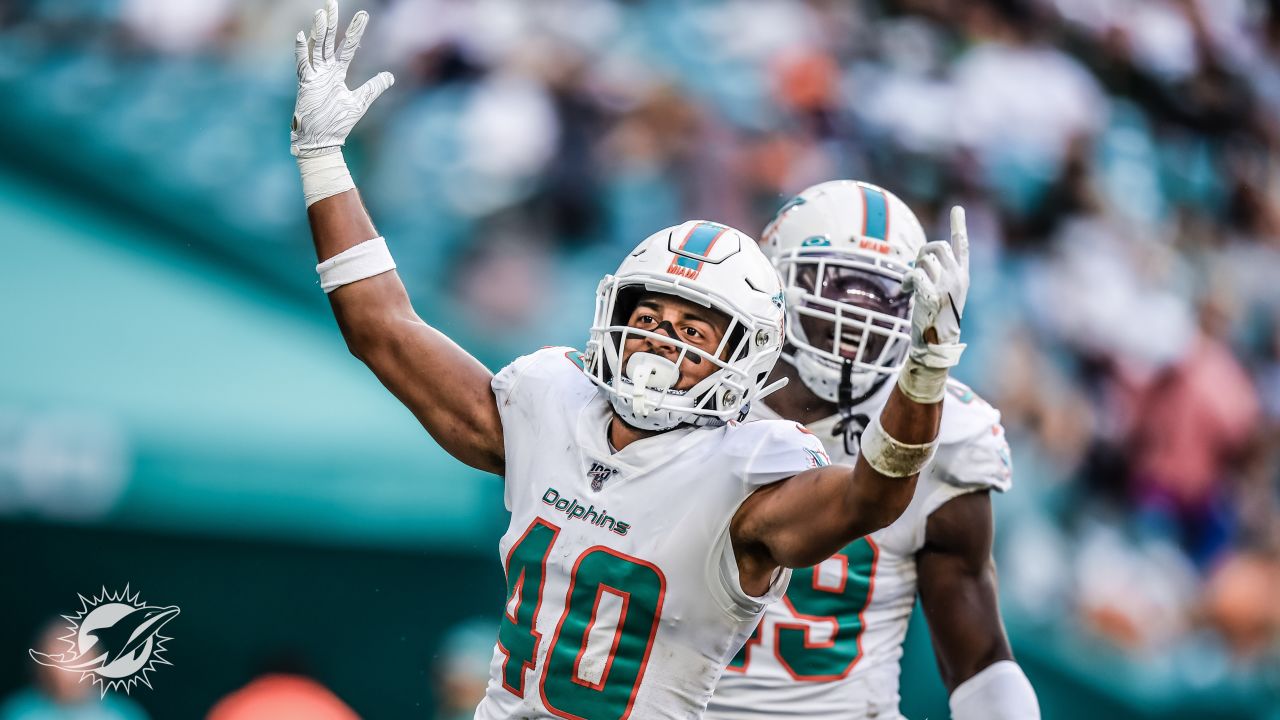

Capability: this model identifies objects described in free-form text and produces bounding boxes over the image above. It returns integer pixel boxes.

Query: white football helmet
[761,180,927,404]
[585,220,787,431]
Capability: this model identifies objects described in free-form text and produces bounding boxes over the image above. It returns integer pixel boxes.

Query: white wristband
[950,661,1040,720]
[858,414,937,478]
[316,237,396,293]
[298,151,355,207]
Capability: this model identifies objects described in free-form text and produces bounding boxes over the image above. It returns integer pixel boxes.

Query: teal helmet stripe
[675,222,728,270]
[860,186,888,241]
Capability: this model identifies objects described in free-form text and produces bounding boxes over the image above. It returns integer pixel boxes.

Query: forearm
[837,374,942,537]
[307,183,379,261]
[924,565,1014,690]
[923,546,1037,719]
[918,491,1021,698]
[303,181,416,353]
[851,380,941,522]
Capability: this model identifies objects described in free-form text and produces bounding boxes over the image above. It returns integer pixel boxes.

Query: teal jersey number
[498,519,559,695]
[727,537,878,679]
[542,547,665,719]
[500,519,667,720]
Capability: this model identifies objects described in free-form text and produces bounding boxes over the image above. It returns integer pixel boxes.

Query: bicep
[916,490,1013,692]
[330,275,505,474]
[733,464,869,570]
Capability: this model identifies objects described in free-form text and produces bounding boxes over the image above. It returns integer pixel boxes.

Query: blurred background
[1,0,1279,717]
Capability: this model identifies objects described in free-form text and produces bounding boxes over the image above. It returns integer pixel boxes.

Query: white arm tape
[298,151,355,207]
[858,414,938,478]
[316,237,396,293]
[950,660,1040,720]
[897,352,959,404]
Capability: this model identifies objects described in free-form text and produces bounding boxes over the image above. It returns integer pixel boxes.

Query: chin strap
[833,360,885,456]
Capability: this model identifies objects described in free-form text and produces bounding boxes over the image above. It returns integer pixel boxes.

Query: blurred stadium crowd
[3,0,1280,715]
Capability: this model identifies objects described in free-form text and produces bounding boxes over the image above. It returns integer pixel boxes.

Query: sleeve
[492,350,546,411]
[741,421,833,489]
[491,346,579,509]
[708,515,793,621]
[492,345,583,416]
[922,419,1013,519]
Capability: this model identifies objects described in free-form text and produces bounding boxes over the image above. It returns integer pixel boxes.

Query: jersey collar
[577,390,714,481]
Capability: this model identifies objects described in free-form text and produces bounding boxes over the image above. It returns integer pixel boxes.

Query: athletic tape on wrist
[859,414,938,478]
[897,357,948,404]
[298,151,355,207]
[316,237,395,293]
[897,348,963,404]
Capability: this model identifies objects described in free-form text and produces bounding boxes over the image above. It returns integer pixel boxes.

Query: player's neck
[762,359,837,426]
[607,414,662,452]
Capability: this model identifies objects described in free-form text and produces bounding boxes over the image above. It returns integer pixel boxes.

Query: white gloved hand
[903,205,969,367]
[897,206,970,403]
[291,0,393,158]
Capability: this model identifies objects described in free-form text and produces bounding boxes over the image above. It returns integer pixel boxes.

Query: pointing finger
[950,205,969,275]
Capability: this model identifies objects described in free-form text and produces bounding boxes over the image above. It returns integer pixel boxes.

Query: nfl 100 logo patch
[586,462,618,492]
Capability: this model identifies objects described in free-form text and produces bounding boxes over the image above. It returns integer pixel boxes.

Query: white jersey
[706,377,1012,720]
[475,347,832,720]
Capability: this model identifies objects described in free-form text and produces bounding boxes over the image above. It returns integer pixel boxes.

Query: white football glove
[291,0,393,158]
[897,206,969,402]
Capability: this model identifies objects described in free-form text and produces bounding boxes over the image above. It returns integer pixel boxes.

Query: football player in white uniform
[290,6,970,716]
[706,181,1040,720]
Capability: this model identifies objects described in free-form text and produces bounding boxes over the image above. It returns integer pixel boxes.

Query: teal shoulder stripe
[860,187,888,241]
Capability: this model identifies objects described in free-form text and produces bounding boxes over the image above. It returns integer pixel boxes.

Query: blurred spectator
[430,619,495,720]
[206,673,358,720]
[1127,311,1261,565]
[0,621,148,720]
[1202,548,1280,663]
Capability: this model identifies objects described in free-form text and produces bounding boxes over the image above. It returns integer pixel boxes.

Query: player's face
[622,292,731,390]
[794,264,910,363]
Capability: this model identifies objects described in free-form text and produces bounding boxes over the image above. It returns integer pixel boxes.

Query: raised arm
[733,208,971,586]
[292,1,503,473]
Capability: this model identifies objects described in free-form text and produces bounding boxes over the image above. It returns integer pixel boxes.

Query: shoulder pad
[929,379,1012,492]
[724,418,831,489]
[493,346,590,408]
[938,378,1002,445]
